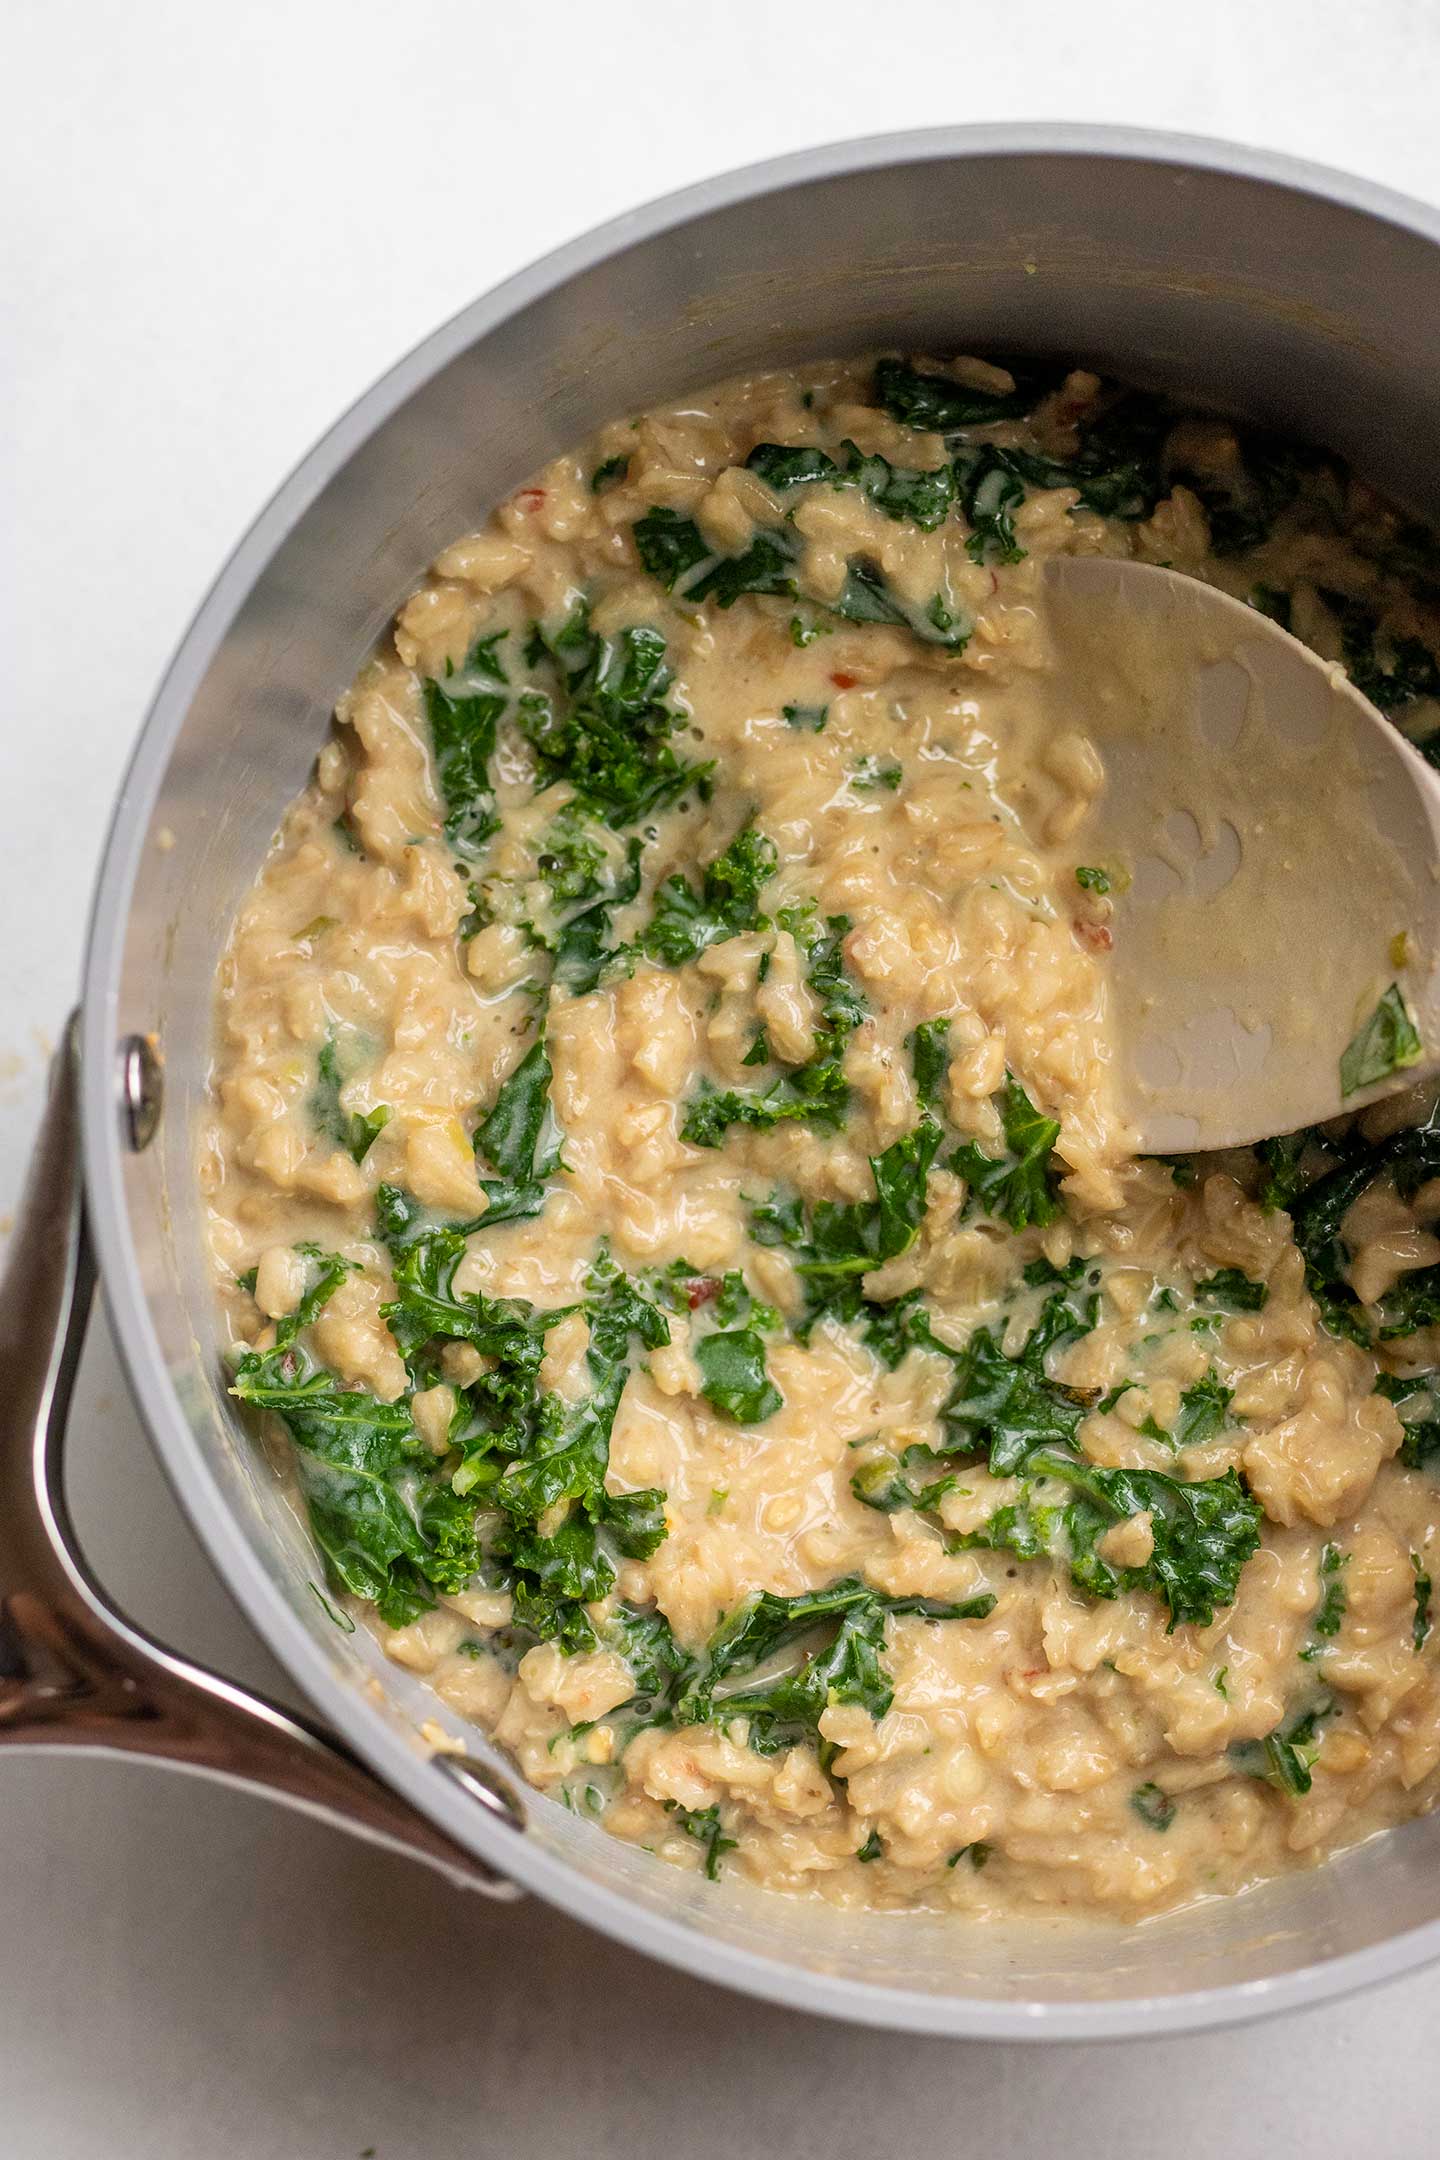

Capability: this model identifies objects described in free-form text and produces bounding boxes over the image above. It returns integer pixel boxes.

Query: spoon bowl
[1044,556,1440,1154]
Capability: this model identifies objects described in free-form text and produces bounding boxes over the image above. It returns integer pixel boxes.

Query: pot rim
[78,120,1440,2039]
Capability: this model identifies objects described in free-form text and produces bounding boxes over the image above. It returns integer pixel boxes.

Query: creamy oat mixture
[204,354,1440,1917]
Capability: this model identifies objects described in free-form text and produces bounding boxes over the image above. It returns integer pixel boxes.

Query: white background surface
[6,1,1440,2152]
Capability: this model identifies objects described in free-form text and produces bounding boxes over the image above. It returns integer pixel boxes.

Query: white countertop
[7,2,1440,2150]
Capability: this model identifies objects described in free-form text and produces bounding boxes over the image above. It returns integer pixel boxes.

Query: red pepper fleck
[1074,920,1113,952]
[830,670,859,690]
[515,487,546,513]
[683,1276,721,1309]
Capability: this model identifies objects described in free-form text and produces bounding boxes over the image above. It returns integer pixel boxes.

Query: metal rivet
[435,1750,527,1832]
[120,1035,163,1152]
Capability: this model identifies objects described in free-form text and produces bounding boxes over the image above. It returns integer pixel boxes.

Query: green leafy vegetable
[521,604,709,822]
[677,1576,995,1758]
[538,821,646,994]
[1300,1543,1348,1660]
[633,506,967,647]
[1257,1129,1319,1213]
[632,506,712,589]
[1323,589,1440,715]
[856,1828,885,1862]
[667,1801,736,1879]
[1175,1372,1234,1450]
[750,1118,942,1338]
[591,454,630,493]
[1415,1554,1434,1651]
[1283,1116,1440,1346]
[1044,1456,1263,1630]
[474,1033,564,1194]
[949,1075,1063,1230]
[747,438,958,532]
[1130,1782,1175,1831]
[1074,866,1111,894]
[1375,1371,1440,1470]
[782,703,829,732]
[908,1019,951,1110]
[1378,1265,1440,1340]
[633,508,799,608]
[874,357,1032,431]
[694,1328,784,1424]
[951,446,1029,564]
[424,678,506,855]
[744,444,839,489]
[830,558,970,649]
[639,825,777,966]
[308,1033,390,1164]
[1339,984,1422,1098]
[681,912,862,1145]
[1194,1268,1267,1313]
[231,1250,455,1628]
[938,1287,1099,1474]
[1229,1695,1335,1795]
[851,756,903,792]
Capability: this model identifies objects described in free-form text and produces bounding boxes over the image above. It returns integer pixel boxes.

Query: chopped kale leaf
[908,1018,951,1110]
[639,824,777,966]
[667,1801,736,1879]
[677,1576,994,1758]
[1339,983,1423,1098]
[1194,1267,1268,1313]
[949,1075,1063,1230]
[1375,1371,1440,1470]
[1415,1554,1434,1651]
[308,1032,391,1164]
[681,912,862,1145]
[1322,589,1440,715]
[851,756,903,792]
[632,506,712,590]
[1037,1454,1263,1630]
[1229,1694,1335,1795]
[1300,1543,1348,1660]
[937,1286,1099,1475]
[1175,1371,1234,1450]
[231,1250,451,1628]
[694,1327,784,1424]
[423,679,505,856]
[750,1117,942,1338]
[1130,1782,1176,1831]
[874,356,1033,431]
[521,603,709,822]
[953,446,1029,564]
[538,819,646,994]
[747,438,957,532]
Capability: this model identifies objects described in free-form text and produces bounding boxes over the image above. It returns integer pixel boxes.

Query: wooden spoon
[1044,556,1440,1154]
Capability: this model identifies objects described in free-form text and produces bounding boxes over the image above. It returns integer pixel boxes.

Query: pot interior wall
[93,139,1440,2016]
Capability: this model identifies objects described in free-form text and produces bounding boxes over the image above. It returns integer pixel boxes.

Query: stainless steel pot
[7,123,1440,2040]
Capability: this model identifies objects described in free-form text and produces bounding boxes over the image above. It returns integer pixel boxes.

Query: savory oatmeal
[203,353,1440,1916]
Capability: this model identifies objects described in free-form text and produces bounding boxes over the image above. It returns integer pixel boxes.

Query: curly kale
[638,824,777,966]
[949,1075,1064,1230]
[681,911,863,1144]
[749,1117,942,1338]
[520,602,709,821]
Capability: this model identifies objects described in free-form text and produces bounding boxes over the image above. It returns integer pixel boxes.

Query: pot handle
[0,1015,523,1898]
